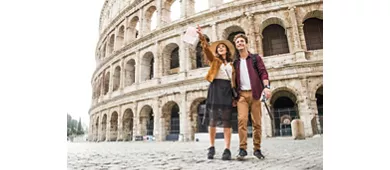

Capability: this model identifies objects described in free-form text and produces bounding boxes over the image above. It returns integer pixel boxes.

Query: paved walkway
[67,136,323,170]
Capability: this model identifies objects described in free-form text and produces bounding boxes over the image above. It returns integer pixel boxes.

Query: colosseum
[88,0,323,142]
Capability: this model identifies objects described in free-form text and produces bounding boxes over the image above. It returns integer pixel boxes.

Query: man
[232,33,271,160]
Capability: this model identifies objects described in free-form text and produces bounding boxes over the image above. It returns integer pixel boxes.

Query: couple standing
[197,26,271,160]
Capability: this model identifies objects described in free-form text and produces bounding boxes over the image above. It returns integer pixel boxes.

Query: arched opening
[128,16,140,41]
[103,71,110,95]
[110,112,119,141]
[108,34,115,54]
[113,66,121,91]
[162,101,180,141]
[162,43,180,75]
[101,114,107,141]
[189,98,206,140]
[141,52,154,81]
[303,18,323,50]
[122,108,134,141]
[190,34,210,69]
[270,90,299,136]
[262,24,289,56]
[223,25,246,47]
[171,47,179,69]
[316,86,323,133]
[144,6,157,34]
[125,59,136,86]
[167,0,181,22]
[116,25,125,48]
[101,43,106,59]
[140,105,154,136]
[95,116,99,141]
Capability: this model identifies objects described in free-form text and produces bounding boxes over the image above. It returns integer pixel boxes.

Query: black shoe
[236,148,247,160]
[207,146,215,159]
[222,149,231,160]
[254,149,265,159]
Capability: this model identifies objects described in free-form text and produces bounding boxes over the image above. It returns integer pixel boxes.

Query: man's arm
[256,55,269,86]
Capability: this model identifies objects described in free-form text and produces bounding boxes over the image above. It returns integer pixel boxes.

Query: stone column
[153,41,162,78]
[288,6,303,52]
[135,51,141,84]
[156,0,162,29]
[211,22,218,42]
[245,12,259,54]
[113,27,119,51]
[124,17,129,45]
[288,6,306,62]
[117,107,123,141]
[179,91,189,141]
[152,97,160,140]
[297,77,314,137]
[179,32,188,72]
[181,0,195,19]
[298,24,307,50]
[120,58,125,91]
[208,0,223,10]
[159,111,165,141]
[138,8,144,37]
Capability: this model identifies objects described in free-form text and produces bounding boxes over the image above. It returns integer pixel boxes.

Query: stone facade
[88,0,324,142]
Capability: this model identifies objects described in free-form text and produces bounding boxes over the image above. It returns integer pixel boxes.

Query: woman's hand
[196,25,205,41]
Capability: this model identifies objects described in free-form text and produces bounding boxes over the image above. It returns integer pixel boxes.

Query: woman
[197,25,236,160]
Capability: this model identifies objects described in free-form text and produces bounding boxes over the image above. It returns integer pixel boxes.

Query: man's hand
[232,100,237,107]
[262,88,271,100]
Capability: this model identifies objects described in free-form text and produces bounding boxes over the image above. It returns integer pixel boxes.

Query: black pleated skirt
[205,79,233,128]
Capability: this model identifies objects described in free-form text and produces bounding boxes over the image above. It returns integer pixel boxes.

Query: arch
[139,105,154,136]
[122,108,134,141]
[95,116,99,141]
[315,85,323,133]
[270,90,299,137]
[166,0,181,22]
[101,42,107,59]
[303,18,323,50]
[109,111,119,141]
[101,114,108,141]
[103,71,110,95]
[108,34,115,54]
[222,25,246,45]
[189,97,207,140]
[116,25,125,48]
[125,59,136,86]
[144,6,157,33]
[113,66,121,91]
[262,24,290,56]
[259,17,288,35]
[161,101,180,141]
[162,43,180,75]
[302,10,323,23]
[128,16,140,40]
[141,52,154,81]
[189,34,210,69]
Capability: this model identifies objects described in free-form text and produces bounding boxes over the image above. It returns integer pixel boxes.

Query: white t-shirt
[215,63,232,80]
[239,58,251,90]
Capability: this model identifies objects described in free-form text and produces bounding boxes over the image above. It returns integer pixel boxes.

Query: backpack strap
[251,53,265,88]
